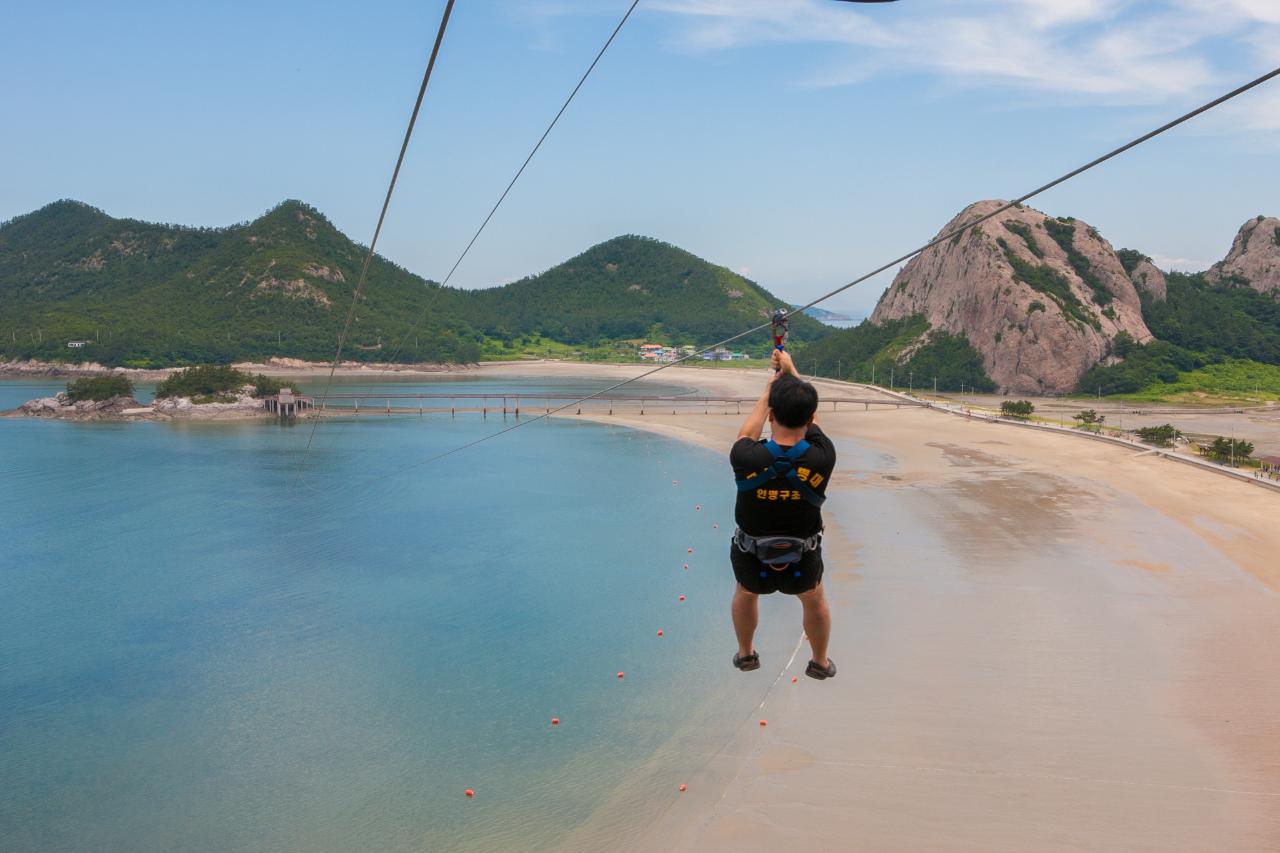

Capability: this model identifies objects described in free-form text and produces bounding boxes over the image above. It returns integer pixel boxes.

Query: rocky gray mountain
[870,200,1153,394]
[1206,215,1280,295]
[1127,259,1167,302]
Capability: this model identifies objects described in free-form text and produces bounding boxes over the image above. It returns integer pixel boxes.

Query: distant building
[67,341,90,348]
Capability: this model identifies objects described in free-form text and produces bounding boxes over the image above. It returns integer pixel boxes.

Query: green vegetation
[1043,218,1112,306]
[0,201,825,368]
[439,235,824,351]
[249,374,301,398]
[1135,424,1179,447]
[1072,409,1105,430]
[1002,221,1044,258]
[1115,248,1150,274]
[1000,400,1034,419]
[1206,436,1253,465]
[65,374,134,402]
[1142,272,1280,363]
[797,315,996,392]
[996,237,1099,330]
[1108,359,1280,403]
[155,364,296,401]
[1081,271,1280,401]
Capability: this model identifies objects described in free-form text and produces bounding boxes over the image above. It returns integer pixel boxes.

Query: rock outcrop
[1206,215,1280,295]
[1128,259,1167,302]
[14,393,148,420]
[7,390,272,421]
[870,200,1153,394]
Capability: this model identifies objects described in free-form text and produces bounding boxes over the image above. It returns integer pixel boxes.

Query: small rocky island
[4,366,303,422]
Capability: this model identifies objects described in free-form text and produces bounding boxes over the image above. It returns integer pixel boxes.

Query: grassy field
[1110,360,1280,406]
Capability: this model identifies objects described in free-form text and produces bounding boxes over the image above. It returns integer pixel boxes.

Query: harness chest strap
[735,439,826,507]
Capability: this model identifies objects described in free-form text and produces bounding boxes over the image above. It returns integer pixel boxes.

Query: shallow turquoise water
[0,377,792,852]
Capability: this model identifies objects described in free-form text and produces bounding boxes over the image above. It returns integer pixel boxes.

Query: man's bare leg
[732,583,759,658]
[797,583,831,667]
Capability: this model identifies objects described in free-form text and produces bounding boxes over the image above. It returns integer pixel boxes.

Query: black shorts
[730,539,824,595]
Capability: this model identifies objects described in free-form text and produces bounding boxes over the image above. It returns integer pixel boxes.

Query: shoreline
[5,360,1278,847]
[533,363,1280,851]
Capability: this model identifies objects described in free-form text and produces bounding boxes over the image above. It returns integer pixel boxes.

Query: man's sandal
[805,659,836,680]
[733,651,760,672]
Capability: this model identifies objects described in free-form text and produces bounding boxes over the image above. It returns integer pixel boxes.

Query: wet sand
[484,362,1280,852]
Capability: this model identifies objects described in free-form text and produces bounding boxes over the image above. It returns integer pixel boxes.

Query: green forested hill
[1076,271,1280,396]
[0,201,824,366]
[0,199,479,365]
[440,235,825,348]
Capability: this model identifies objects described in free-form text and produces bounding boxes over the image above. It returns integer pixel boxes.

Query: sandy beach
[473,362,1280,852]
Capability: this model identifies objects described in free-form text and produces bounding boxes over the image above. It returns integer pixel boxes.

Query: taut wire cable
[295,0,456,480]
[400,65,1280,471]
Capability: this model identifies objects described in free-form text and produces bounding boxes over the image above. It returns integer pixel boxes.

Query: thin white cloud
[645,0,1280,107]
[1151,254,1213,271]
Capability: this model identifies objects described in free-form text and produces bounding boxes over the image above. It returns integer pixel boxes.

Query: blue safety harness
[734,439,825,508]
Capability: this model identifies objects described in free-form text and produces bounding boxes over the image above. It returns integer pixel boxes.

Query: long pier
[264,392,922,418]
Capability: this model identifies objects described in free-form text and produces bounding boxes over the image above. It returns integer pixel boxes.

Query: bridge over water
[263,392,923,418]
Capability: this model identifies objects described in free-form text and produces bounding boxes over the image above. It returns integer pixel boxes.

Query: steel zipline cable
[400,64,1280,471]
[296,0,642,479]
[379,0,642,367]
[295,0,456,480]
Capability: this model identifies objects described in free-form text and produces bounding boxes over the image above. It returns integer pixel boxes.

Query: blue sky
[2,0,1278,316]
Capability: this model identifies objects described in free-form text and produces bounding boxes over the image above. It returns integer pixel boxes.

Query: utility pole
[934,376,938,395]
[910,370,914,394]
[837,359,841,379]
[871,364,875,386]
[890,367,894,390]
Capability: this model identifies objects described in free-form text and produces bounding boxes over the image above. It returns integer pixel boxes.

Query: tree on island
[65,375,134,402]
[156,365,298,403]
[1136,424,1180,447]
[1000,400,1035,420]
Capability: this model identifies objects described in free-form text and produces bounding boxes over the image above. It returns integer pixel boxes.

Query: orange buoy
[712,523,718,529]
[678,595,685,601]
[465,789,475,798]
[617,671,625,679]
[551,717,560,726]
[791,676,798,683]
[673,480,678,485]
[656,629,664,637]
[759,720,767,727]
[687,548,693,554]
[683,563,689,570]
[679,783,687,792]
[695,505,701,511]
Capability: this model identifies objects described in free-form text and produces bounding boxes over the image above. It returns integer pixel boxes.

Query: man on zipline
[729,348,837,680]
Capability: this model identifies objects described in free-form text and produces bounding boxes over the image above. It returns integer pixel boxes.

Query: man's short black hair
[769,375,819,428]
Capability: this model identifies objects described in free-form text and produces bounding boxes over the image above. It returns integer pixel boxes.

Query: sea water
[0,376,794,852]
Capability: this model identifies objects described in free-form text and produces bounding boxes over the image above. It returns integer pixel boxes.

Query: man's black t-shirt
[730,425,836,537]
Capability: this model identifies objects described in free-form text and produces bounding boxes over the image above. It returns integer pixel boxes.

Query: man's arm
[736,349,800,441]
[737,378,773,442]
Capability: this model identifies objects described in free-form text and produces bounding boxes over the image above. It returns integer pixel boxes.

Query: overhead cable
[381,0,643,367]
[295,0,457,479]
[402,64,1280,470]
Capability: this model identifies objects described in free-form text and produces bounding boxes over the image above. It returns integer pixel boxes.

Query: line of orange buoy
[465,490,744,803]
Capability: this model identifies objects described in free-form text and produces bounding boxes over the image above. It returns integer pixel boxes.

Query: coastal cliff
[1207,215,1280,295]
[870,200,1153,394]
